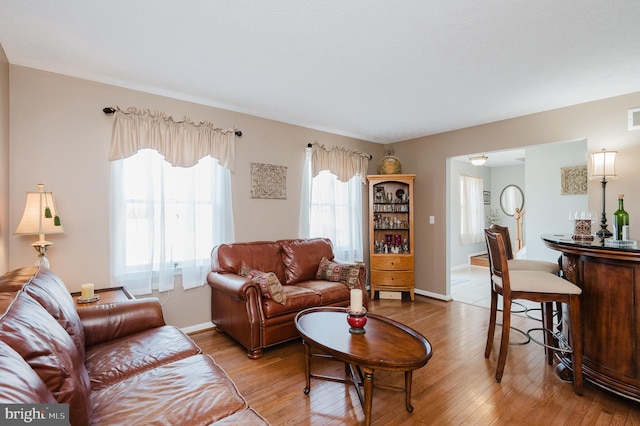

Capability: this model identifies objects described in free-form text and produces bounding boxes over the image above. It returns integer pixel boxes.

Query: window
[300,149,364,262]
[460,174,484,244]
[110,149,234,295]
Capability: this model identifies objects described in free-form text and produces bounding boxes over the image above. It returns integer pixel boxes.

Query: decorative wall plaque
[250,163,287,199]
[560,165,588,195]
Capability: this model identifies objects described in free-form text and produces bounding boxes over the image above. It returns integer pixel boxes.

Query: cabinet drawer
[371,255,414,270]
[370,270,414,286]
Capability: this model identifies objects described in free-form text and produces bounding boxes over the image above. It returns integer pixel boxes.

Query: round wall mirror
[499,185,524,216]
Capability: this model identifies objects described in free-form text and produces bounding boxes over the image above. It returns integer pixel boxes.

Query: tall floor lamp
[590,149,617,238]
[14,184,64,268]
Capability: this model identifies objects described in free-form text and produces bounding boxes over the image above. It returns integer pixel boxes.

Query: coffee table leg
[303,340,311,394]
[405,370,414,412]
[362,367,374,426]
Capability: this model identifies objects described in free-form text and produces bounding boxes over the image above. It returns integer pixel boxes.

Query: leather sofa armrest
[78,298,166,347]
[207,271,260,301]
[207,271,265,358]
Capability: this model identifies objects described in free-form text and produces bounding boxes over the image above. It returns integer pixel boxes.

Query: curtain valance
[310,143,370,184]
[109,107,237,171]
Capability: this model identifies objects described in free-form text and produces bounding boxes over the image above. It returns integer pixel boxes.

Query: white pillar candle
[81,283,94,300]
[350,289,363,313]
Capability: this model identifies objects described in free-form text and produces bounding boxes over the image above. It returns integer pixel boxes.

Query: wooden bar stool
[488,224,562,363]
[484,229,583,395]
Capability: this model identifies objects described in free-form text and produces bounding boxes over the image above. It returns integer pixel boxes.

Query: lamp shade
[590,150,617,180]
[14,184,64,237]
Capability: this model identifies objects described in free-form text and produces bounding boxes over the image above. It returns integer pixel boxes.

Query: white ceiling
[1,1,640,143]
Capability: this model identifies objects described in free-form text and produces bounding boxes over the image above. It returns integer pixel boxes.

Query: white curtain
[460,174,485,244]
[109,108,235,295]
[300,145,368,262]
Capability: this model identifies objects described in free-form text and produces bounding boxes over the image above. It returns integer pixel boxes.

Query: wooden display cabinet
[368,174,415,300]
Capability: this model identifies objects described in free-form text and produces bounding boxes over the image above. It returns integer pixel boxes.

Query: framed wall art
[250,163,287,199]
[483,191,491,205]
[560,165,588,195]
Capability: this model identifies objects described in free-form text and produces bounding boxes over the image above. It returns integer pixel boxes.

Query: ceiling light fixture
[469,155,488,166]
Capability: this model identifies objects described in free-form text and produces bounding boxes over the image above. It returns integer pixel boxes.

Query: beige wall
[6,62,640,329]
[395,92,640,298]
[7,65,379,328]
[0,45,9,273]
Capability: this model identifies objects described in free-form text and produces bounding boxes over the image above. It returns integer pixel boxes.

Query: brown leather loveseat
[207,238,368,359]
[0,266,268,426]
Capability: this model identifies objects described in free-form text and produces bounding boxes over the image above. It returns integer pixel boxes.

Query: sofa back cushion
[0,292,91,426]
[0,266,39,313]
[0,340,57,403]
[212,241,286,284]
[0,266,38,292]
[22,268,86,358]
[279,238,335,284]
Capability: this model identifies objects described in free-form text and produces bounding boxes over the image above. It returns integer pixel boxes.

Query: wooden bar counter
[542,234,640,401]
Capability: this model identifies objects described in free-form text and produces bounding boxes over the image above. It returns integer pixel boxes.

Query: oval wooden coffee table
[295,306,433,425]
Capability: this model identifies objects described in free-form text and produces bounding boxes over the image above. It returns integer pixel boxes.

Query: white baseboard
[415,288,452,302]
[181,321,216,335]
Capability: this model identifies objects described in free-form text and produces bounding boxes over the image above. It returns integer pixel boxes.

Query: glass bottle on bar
[613,194,630,241]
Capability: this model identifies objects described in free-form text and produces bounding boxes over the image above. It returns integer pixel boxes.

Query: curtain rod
[307,143,372,159]
[103,107,242,137]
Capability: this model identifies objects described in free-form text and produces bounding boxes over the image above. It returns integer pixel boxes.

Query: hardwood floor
[190,297,640,425]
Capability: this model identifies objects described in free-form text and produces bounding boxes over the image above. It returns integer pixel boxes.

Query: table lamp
[14,184,64,268]
[589,149,617,238]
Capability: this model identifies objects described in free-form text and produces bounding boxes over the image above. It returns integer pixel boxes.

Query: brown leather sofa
[207,238,368,359]
[0,266,268,426]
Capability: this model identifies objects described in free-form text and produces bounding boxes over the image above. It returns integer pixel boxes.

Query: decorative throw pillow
[315,256,360,289]
[239,266,287,305]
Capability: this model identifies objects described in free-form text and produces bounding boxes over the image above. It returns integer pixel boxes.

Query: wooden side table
[71,286,134,307]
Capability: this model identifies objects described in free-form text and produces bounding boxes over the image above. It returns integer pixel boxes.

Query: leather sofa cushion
[90,354,249,425]
[295,280,352,306]
[23,268,86,358]
[0,266,38,292]
[0,291,18,315]
[262,285,321,318]
[0,292,92,426]
[0,266,39,313]
[279,238,335,284]
[85,325,201,390]
[78,298,166,347]
[213,241,286,284]
[0,340,57,404]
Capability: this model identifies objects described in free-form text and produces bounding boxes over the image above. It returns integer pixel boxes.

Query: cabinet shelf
[373,203,409,213]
